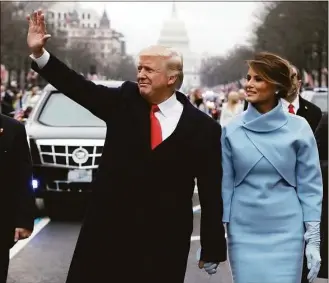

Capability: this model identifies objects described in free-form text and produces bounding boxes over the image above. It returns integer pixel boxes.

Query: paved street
[7,194,327,283]
[7,194,233,283]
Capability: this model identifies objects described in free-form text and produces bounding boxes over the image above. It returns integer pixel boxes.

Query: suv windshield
[311,93,328,113]
[38,92,106,127]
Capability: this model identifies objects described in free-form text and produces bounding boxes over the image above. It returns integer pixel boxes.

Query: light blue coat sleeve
[221,127,235,223]
[296,122,323,222]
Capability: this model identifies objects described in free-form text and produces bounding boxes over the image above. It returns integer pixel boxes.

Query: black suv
[25,80,123,215]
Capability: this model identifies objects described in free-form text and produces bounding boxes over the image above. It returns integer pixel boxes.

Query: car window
[311,94,328,113]
[38,92,106,127]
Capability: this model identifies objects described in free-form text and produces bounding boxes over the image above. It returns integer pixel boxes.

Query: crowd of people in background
[0,75,325,130]
[188,87,246,125]
[0,81,41,121]
[2,76,246,125]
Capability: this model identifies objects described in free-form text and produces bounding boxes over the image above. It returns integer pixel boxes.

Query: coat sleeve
[197,122,227,263]
[13,123,36,231]
[296,121,323,222]
[315,113,328,162]
[313,107,323,133]
[31,52,123,121]
[221,126,235,223]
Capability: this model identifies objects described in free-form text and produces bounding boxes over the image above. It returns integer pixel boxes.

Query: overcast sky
[79,1,261,56]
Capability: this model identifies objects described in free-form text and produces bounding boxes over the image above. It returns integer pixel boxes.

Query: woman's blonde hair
[226,91,240,108]
[228,91,239,103]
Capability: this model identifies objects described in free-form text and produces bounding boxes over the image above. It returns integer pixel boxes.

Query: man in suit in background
[0,114,35,282]
[315,113,328,280]
[27,10,227,283]
[282,65,322,133]
[290,65,324,283]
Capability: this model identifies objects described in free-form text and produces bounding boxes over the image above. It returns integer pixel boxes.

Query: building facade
[44,3,125,69]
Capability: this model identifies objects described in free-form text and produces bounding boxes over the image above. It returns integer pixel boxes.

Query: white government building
[44,2,125,66]
[43,2,200,89]
[157,3,201,92]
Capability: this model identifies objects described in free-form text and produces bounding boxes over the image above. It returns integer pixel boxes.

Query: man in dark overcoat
[285,66,323,283]
[26,10,227,283]
[315,113,328,280]
[0,114,35,282]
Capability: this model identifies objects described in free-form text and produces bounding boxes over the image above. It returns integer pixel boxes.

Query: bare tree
[0,1,64,87]
[200,1,328,87]
[63,44,98,76]
[200,46,253,87]
[105,55,137,81]
[253,1,328,84]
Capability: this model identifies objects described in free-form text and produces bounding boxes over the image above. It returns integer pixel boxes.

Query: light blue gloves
[304,221,321,283]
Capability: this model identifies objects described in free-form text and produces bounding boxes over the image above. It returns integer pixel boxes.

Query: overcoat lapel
[297,96,308,117]
[134,94,152,153]
[124,91,152,155]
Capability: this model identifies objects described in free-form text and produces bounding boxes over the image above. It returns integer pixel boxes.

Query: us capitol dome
[157,3,200,92]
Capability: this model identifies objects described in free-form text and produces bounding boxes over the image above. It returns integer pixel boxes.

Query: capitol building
[157,3,201,92]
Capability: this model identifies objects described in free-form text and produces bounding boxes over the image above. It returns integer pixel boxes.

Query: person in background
[282,65,322,133]
[290,65,323,283]
[219,91,243,126]
[314,113,328,280]
[0,85,14,117]
[237,88,247,109]
[22,85,41,111]
[192,88,208,113]
[27,10,227,283]
[221,52,323,283]
[0,114,35,282]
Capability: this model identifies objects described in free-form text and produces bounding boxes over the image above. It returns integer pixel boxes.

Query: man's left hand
[198,260,219,275]
[14,228,32,242]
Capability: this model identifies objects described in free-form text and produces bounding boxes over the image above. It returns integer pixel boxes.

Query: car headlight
[32,179,39,190]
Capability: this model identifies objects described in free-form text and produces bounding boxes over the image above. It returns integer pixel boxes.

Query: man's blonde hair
[138,45,184,90]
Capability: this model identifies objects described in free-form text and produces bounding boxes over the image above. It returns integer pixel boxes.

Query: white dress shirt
[155,94,183,140]
[281,96,300,114]
[30,49,50,68]
[30,49,184,141]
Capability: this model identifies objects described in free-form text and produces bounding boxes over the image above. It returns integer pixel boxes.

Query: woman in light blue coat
[222,52,323,283]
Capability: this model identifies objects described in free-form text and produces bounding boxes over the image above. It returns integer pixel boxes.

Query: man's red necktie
[150,105,162,149]
[288,104,295,114]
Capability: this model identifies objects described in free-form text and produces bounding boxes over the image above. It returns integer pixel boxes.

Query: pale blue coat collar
[242,100,288,132]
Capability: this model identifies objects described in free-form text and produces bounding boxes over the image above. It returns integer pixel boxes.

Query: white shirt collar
[281,95,300,112]
[157,92,179,118]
